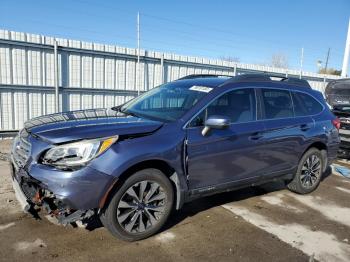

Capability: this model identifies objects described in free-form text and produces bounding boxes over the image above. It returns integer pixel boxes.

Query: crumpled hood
[24,108,163,144]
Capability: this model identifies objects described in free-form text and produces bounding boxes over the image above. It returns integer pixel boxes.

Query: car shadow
[321,165,333,181]
[81,183,279,232]
[162,182,284,232]
[82,166,333,232]
[164,166,333,231]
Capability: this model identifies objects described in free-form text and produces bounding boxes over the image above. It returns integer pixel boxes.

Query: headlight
[43,136,118,168]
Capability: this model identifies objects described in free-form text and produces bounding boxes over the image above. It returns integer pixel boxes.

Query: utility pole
[299,47,304,79]
[324,48,330,73]
[137,11,140,96]
[341,18,350,77]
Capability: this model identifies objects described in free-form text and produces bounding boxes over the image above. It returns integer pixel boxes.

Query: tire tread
[287,148,324,194]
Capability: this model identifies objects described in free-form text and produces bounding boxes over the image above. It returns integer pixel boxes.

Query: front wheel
[287,148,324,194]
[100,168,174,241]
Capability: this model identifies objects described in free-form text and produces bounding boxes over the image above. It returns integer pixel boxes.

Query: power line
[6,18,136,43]
[20,0,343,61]
[2,0,344,72]
[142,27,342,60]
[141,13,344,56]
[46,0,342,58]
[4,17,341,72]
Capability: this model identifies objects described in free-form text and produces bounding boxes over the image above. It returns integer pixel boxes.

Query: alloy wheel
[116,180,167,233]
[300,154,322,188]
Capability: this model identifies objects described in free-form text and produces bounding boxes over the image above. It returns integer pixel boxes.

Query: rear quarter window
[292,92,323,116]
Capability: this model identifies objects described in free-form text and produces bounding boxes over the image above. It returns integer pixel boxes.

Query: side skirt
[186,172,294,202]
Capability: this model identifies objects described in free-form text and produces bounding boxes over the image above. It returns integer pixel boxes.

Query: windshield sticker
[189,86,213,93]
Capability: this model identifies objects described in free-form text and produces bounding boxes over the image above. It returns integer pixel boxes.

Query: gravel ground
[1,139,350,262]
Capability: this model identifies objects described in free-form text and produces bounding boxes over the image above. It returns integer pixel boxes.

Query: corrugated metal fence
[0,29,341,135]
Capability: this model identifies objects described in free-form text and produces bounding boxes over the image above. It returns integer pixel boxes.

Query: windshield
[118,82,212,122]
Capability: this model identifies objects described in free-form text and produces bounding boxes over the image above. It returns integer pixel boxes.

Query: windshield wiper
[114,106,140,118]
[111,105,121,112]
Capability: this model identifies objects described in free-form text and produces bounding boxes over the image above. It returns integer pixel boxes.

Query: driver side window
[189,88,256,127]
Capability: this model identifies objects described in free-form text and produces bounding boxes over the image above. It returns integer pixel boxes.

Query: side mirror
[202,115,230,136]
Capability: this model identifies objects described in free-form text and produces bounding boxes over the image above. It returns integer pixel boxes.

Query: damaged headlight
[43,136,118,168]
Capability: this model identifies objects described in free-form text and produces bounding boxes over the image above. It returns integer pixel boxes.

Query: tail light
[332,118,341,130]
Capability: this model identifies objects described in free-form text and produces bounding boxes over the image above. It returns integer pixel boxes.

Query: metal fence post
[54,40,59,112]
[299,47,304,79]
[160,53,164,84]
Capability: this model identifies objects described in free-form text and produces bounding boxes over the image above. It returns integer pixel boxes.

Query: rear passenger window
[292,92,323,116]
[262,89,293,119]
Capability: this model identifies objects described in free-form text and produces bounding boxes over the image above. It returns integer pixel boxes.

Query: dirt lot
[1,139,350,262]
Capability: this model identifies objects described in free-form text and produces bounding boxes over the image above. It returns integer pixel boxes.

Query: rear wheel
[100,168,174,241]
[287,148,324,194]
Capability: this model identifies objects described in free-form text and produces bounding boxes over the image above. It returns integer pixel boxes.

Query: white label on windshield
[189,85,213,93]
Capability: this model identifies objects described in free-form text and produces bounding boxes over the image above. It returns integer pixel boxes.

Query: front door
[186,88,267,190]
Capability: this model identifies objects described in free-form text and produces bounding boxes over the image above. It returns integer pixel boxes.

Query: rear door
[186,88,267,190]
[258,88,314,177]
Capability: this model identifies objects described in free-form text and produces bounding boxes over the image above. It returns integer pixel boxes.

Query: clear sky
[1,0,349,74]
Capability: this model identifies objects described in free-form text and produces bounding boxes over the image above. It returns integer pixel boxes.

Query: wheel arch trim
[302,141,328,172]
[99,159,188,211]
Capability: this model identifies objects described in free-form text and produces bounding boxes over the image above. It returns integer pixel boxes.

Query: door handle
[300,124,311,131]
[249,132,263,140]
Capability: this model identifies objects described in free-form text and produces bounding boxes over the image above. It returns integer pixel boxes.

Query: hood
[24,108,163,144]
[325,79,350,107]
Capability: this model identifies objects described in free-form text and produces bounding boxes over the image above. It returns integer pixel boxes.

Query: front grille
[12,129,32,168]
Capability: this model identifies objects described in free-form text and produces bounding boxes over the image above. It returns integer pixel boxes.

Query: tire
[287,148,324,194]
[100,168,174,241]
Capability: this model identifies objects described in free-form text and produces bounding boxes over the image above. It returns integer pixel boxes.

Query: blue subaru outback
[11,74,340,241]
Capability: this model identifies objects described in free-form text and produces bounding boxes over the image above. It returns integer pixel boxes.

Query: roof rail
[177,73,311,88]
[177,74,232,80]
[224,73,311,88]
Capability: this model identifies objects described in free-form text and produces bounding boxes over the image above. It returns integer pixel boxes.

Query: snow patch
[222,204,350,262]
[14,239,47,252]
[289,194,350,227]
[260,194,304,213]
[0,222,15,231]
[336,187,350,194]
[156,232,175,242]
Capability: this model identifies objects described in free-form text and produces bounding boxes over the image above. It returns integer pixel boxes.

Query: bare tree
[270,53,289,69]
[219,56,240,63]
[318,67,341,76]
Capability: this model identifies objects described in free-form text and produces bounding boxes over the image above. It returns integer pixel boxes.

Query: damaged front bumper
[9,159,113,225]
[11,173,31,212]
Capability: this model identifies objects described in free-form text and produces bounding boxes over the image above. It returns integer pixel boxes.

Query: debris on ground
[333,164,350,178]
[0,152,9,161]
